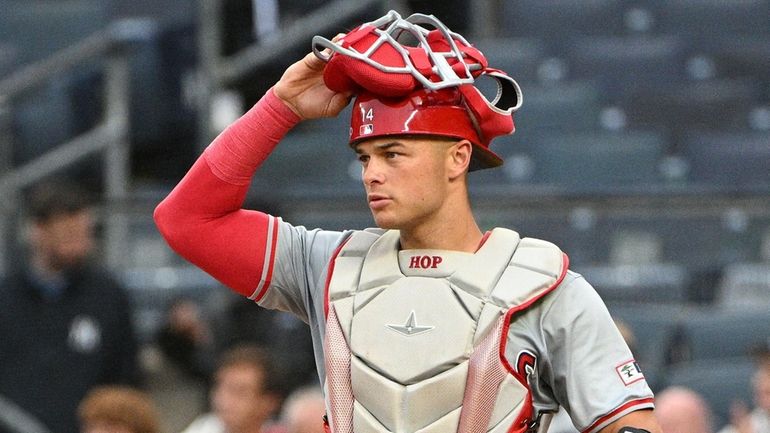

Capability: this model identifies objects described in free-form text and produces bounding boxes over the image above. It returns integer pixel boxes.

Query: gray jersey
[256,217,654,433]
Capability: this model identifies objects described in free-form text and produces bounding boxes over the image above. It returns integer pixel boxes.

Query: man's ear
[447,139,473,180]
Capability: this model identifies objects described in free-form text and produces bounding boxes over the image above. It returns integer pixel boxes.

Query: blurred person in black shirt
[0,179,140,433]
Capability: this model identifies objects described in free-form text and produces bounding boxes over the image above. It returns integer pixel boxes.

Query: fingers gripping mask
[312,10,523,170]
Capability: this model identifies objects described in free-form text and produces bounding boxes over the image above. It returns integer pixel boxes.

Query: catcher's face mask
[313,10,523,171]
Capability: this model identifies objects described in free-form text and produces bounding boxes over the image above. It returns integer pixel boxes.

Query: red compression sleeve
[154,88,300,297]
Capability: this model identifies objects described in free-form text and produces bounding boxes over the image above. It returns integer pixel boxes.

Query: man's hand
[274,35,353,120]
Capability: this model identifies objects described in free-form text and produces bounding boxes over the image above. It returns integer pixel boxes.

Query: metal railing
[0,24,133,274]
[195,0,405,149]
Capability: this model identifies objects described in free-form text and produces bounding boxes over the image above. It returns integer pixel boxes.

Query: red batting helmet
[312,10,522,171]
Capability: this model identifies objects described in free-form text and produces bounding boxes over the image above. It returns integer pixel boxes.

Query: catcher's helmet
[312,10,522,171]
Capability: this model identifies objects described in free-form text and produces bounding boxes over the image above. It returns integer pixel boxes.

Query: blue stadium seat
[515,130,667,192]
[477,209,604,266]
[501,0,626,38]
[249,130,363,200]
[566,35,687,100]
[473,38,548,86]
[0,0,109,65]
[679,131,770,191]
[688,35,770,83]
[662,357,755,430]
[625,79,762,132]
[654,0,770,36]
[718,262,770,310]
[512,81,603,132]
[669,308,770,364]
[578,263,690,304]
[593,213,759,275]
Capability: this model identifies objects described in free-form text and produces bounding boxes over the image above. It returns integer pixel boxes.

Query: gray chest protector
[323,228,567,433]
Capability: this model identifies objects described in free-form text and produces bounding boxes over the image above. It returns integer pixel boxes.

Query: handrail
[0,29,118,103]
[0,21,133,273]
[195,0,398,148]
[216,0,388,85]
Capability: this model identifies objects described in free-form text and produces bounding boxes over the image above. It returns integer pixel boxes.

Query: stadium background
[1,0,769,430]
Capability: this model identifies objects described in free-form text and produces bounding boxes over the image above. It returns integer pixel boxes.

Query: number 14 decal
[362,108,374,122]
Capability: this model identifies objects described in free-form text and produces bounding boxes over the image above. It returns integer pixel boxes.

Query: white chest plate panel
[324,228,566,433]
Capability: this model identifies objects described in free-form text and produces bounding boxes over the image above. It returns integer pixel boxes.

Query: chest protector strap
[324,228,568,433]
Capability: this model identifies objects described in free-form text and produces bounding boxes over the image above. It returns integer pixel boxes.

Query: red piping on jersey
[582,397,656,433]
[476,231,492,251]
[323,236,352,320]
[253,217,280,302]
[499,252,570,432]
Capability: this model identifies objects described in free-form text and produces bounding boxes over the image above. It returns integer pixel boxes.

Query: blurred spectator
[181,345,283,433]
[214,291,316,395]
[280,385,326,433]
[157,297,216,382]
[718,344,770,433]
[78,386,161,433]
[144,297,215,433]
[655,386,714,433]
[0,179,140,433]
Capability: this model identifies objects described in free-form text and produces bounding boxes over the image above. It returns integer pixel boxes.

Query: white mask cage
[312,10,482,92]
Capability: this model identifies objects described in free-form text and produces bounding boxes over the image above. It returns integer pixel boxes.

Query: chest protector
[323,228,567,433]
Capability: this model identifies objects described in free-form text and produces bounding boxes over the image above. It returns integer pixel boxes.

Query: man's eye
[358,155,369,163]
[385,152,398,159]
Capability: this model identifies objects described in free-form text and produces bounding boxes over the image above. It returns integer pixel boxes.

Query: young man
[155,11,661,433]
[0,180,139,433]
[181,345,282,433]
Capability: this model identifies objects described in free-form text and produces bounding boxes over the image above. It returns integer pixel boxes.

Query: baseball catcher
[155,10,661,433]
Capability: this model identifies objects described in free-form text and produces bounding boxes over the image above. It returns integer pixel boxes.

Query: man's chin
[372,215,398,230]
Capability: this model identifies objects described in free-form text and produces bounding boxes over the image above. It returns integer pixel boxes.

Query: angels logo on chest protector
[323,228,568,433]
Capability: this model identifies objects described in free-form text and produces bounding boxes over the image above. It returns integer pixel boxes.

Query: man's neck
[399,199,482,253]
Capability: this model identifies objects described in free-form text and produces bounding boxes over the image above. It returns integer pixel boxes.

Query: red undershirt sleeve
[154,88,300,297]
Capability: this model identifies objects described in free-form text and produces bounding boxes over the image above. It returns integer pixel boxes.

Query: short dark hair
[218,345,283,396]
[26,179,94,222]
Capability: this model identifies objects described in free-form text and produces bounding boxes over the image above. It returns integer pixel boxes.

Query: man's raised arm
[154,49,352,297]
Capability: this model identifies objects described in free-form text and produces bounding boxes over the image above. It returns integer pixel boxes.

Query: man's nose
[362,158,385,185]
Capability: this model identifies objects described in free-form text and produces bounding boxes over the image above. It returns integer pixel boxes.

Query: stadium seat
[578,263,690,304]
[679,131,770,191]
[566,35,687,101]
[717,262,770,310]
[478,209,604,266]
[654,0,770,36]
[501,0,626,39]
[512,81,603,132]
[472,38,547,86]
[0,0,109,65]
[515,130,666,192]
[596,212,760,273]
[249,130,363,200]
[668,308,770,364]
[661,357,755,430]
[625,79,762,132]
[689,35,770,83]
